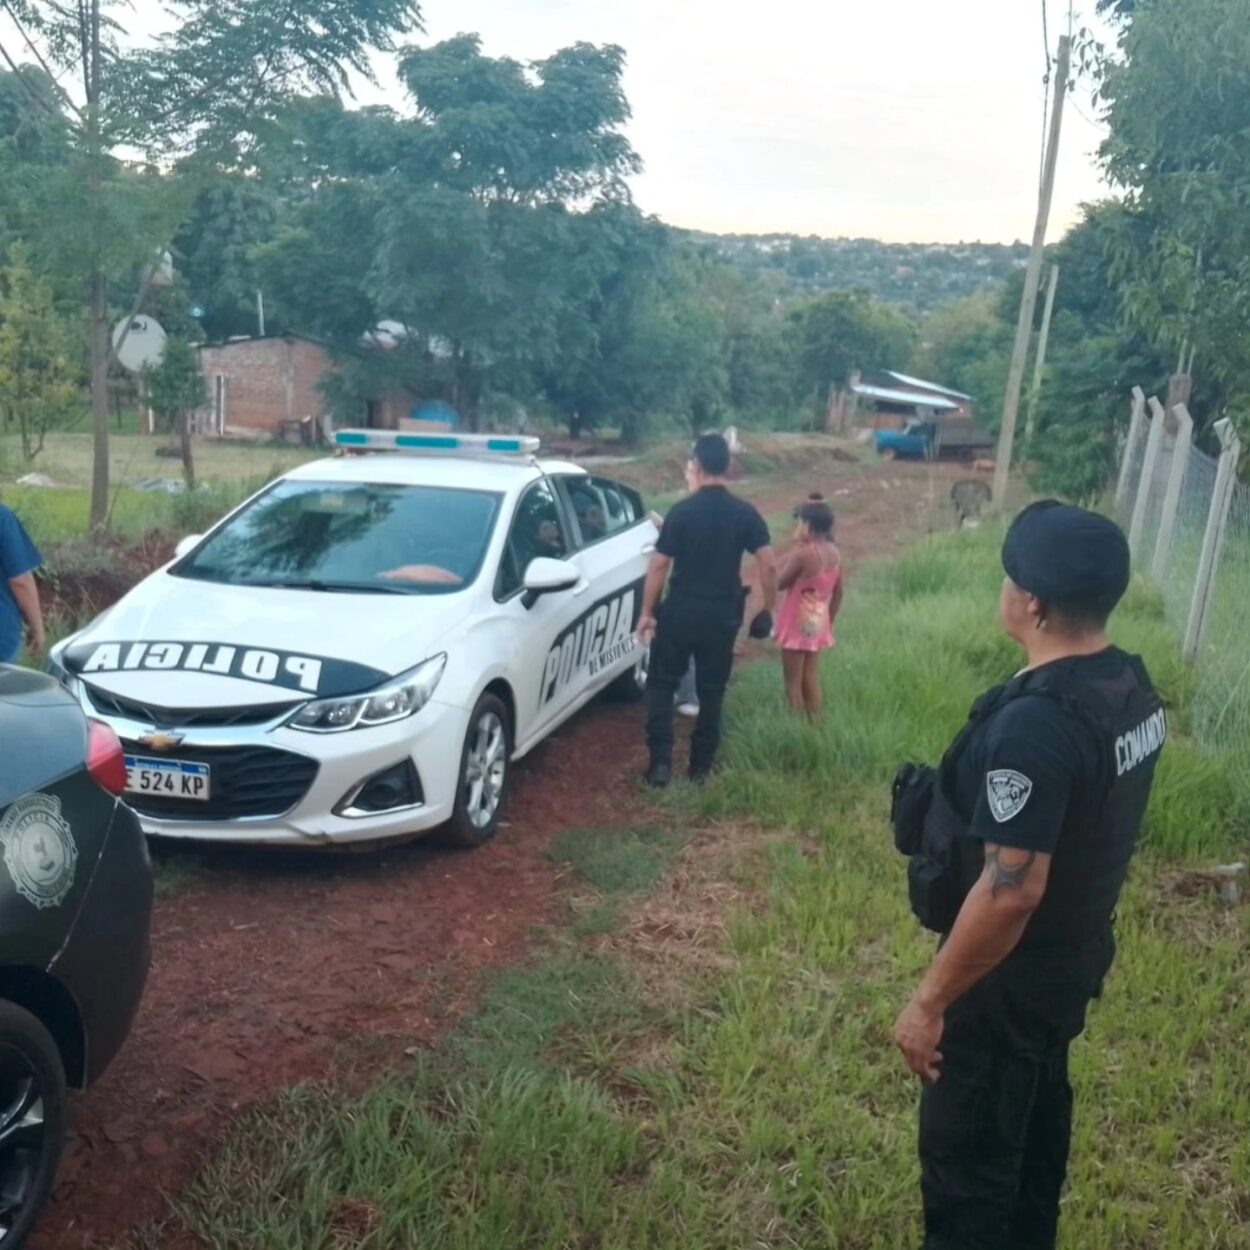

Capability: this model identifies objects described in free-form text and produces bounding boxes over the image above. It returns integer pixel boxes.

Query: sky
[1,0,1116,246]
[374,0,1116,245]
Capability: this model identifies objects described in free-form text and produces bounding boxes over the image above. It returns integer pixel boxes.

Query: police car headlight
[287,655,447,733]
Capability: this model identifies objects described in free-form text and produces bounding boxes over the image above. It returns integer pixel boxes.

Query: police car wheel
[0,1002,67,1247]
[444,694,512,848]
[606,648,648,703]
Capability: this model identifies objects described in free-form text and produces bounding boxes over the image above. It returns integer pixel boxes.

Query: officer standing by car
[637,433,777,787]
[891,501,1166,1250]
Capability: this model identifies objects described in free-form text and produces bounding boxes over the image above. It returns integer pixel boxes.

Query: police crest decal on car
[0,792,79,909]
[986,769,1033,823]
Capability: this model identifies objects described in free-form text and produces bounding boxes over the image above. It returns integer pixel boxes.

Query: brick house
[195,335,423,438]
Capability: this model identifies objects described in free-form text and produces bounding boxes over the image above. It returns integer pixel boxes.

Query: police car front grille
[120,743,319,821]
[88,686,297,729]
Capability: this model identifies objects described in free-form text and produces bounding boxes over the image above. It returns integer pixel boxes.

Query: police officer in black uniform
[637,433,777,787]
[891,501,1166,1250]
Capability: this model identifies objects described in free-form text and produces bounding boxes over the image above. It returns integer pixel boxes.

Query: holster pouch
[890,762,935,855]
[906,786,968,935]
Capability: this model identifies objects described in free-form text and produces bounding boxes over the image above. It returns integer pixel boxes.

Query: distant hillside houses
[684,231,1029,317]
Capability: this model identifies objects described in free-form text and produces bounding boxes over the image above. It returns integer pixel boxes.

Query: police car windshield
[174,480,503,595]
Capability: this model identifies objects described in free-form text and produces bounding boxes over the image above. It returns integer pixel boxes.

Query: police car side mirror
[174,534,203,561]
[521,557,579,609]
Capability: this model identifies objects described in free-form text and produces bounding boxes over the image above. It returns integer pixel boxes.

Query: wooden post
[1151,403,1193,582]
[993,36,1070,507]
[1024,263,1060,447]
[1184,419,1241,662]
[1114,386,1147,512]
[1129,396,1167,558]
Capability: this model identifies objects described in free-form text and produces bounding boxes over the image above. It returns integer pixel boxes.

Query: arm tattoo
[985,845,1038,899]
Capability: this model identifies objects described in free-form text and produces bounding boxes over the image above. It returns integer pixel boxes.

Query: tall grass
[703,525,1249,861]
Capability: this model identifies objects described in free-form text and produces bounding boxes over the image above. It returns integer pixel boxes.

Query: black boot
[645,759,672,789]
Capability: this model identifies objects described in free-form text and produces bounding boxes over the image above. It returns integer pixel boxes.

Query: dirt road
[36,459,967,1248]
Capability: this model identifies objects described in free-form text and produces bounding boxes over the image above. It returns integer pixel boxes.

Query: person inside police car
[637,433,777,787]
[890,501,1166,1250]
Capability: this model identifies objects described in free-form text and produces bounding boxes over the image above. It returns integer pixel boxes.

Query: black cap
[1001,500,1130,614]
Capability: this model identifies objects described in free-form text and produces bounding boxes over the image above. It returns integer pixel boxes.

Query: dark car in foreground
[0,665,152,1247]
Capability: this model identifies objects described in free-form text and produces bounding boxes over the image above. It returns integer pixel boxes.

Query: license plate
[123,756,211,802]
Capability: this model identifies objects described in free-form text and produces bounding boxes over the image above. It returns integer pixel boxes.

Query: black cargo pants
[919,939,1113,1250]
[645,598,738,775]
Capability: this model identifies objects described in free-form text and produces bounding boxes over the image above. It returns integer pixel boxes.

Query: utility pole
[993,35,1070,507]
[1024,263,1060,448]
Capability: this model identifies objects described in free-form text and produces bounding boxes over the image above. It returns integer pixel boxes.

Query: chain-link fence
[1159,444,1217,637]
[1116,393,1248,760]
[1190,473,1250,754]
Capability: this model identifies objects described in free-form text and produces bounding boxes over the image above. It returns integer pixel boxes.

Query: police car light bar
[335,429,541,456]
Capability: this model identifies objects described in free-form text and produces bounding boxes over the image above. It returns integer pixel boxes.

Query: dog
[952,479,992,530]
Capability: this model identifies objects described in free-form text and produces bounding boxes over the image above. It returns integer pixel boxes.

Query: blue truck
[873,416,994,462]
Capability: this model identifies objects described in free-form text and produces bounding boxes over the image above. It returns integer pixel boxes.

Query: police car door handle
[641,542,656,555]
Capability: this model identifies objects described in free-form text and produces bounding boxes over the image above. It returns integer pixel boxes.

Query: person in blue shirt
[0,503,44,664]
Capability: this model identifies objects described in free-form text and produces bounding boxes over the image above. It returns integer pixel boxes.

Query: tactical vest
[897,653,1166,939]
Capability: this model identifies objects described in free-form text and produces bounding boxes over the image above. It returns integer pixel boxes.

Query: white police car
[47,431,657,848]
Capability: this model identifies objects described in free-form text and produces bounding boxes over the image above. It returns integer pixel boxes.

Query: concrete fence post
[1151,403,1194,582]
[1184,419,1242,662]
[1115,387,1147,514]
[1128,396,1166,558]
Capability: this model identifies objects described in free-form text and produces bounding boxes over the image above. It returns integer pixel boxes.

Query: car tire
[0,1001,67,1249]
[880,447,897,461]
[606,647,649,704]
[443,693,512,849]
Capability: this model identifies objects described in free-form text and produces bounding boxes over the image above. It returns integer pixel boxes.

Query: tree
[255,37,642,432]
[910,291,1012,418]
[1096,0,1250,437]
[0,245,78,460]
[145,337,206,489]
[0,0,422,527]
[790,289,917,420]
[1025,205,1177,495]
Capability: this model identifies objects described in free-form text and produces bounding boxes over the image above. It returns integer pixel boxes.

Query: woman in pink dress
[775,498,843,719]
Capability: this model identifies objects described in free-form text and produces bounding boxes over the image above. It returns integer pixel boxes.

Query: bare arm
[894,844,1050,1081]
[829,569,844,621]
[8,573,44,656]
[777,546,818,592]
[755,545,778,613]
[917,844,1049,1011]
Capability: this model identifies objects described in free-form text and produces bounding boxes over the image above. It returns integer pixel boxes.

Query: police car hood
[60,570,469,708]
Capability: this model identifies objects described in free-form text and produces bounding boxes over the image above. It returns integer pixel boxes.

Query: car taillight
[87,720,128,796]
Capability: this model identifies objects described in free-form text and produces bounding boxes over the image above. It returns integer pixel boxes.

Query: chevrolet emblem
[137,731,185,752]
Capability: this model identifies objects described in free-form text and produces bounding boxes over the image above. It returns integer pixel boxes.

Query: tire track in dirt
[37,458,962,1249]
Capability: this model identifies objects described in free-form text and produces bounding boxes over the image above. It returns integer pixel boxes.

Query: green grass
[125,510,1250,1248]
[0,432,318,545]
[551,827,689,895]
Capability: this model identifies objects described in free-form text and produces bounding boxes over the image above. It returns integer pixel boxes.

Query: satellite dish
[112,315,167,372]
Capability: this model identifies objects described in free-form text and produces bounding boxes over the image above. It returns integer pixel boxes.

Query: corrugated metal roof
[852,383,960,411]
[883,370,972,401]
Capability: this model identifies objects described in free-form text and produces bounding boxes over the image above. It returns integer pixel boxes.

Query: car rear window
[173,480,503,595]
